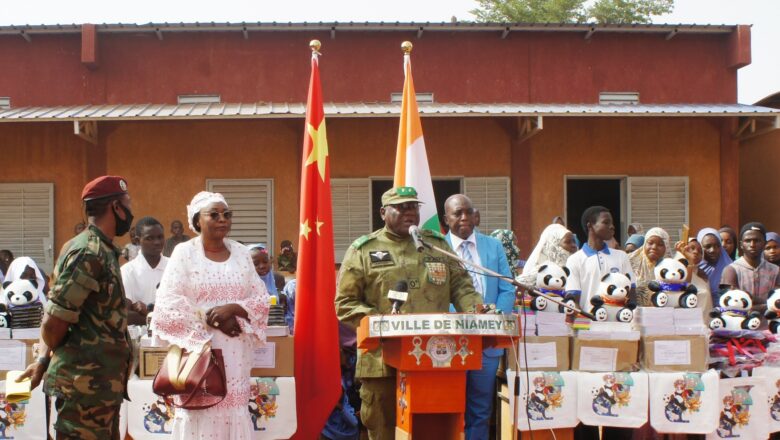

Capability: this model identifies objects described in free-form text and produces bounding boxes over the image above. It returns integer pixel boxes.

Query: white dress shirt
[450,231,485,296]
[121,254,169,305]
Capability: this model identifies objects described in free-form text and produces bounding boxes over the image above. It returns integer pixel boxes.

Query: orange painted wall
[0,116,727,258]
[328,117,511,178]
[528,117,723,241]
[740,130,780,231]
[0,122,90,254]
[104,119,303,251]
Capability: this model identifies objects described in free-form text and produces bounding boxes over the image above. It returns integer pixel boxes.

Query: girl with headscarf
[673,238,713,319]
[248,244,278,297]
[3,256,48,304]
[719,226,739,261]
[697,227,733,303]
[489,229,522,276]
[628,227,671,306]
[765,232,780,266]
[518,224,577,285]
[151,191,269,439]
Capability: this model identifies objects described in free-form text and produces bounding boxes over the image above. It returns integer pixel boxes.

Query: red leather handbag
[152,343,227,410]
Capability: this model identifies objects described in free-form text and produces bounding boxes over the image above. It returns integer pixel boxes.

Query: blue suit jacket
[446,231,516,357]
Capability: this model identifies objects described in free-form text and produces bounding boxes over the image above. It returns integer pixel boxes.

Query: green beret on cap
[381,186,423,206]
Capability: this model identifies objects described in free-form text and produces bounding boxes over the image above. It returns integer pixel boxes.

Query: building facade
[0,22,774,270]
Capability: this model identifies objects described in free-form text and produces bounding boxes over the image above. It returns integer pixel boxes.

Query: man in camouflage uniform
[19,175,134,440]
[335,186,482,440]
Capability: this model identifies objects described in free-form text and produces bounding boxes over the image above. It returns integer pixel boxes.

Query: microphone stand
[415,236,595,440]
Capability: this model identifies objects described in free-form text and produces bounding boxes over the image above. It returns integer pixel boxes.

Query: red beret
[81,176,129,201]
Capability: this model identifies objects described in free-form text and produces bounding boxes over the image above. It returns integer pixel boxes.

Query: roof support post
[511,116,534,258]
[516,115,543,144]
[74,120,98,145]
[736,115,780,141]
[81,24,99,69]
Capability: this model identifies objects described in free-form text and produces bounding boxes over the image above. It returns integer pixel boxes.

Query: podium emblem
[425,336,457,367]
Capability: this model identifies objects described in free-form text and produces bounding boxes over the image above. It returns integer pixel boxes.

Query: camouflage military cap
[381,186,423,206]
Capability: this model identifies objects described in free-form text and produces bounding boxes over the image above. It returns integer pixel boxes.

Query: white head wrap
[186,191,228,233]
[644,227,672,258]
[519,223,573,285]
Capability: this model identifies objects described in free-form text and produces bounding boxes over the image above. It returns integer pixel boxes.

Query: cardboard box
[571,338,639,372]
[640,334,708,372]
[139,346,169,379]
[0,339,36,377]
[508,336,570,372]
[251,335,294,377]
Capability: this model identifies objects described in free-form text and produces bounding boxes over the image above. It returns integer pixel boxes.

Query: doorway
[565,178,624,246]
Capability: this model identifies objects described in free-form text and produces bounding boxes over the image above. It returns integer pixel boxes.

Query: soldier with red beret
[18,175,134,440]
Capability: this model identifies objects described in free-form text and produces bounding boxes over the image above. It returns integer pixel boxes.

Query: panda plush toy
[764,288,780,333]
[647,258,699,308]
[709,288,761,330]
[530,263,578,315]
[590,272,636,322]
[0,304,8,328]
[2,279,40,307]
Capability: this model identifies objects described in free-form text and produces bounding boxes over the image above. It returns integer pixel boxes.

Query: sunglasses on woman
[202,210,233,220]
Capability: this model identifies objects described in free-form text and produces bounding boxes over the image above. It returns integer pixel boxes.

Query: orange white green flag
[393,43,440,231]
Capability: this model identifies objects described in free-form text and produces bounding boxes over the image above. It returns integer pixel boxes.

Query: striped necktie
[460,241,483,295]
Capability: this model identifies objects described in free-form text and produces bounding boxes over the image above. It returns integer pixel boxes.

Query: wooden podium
[357,313,520,439]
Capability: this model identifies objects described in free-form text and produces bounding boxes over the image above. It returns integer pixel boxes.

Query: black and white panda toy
[0,304,8,328]
[590,272,636,322]
[530,263,578,315]
[1,279,40,307]
[709,288,761,330]
[647,258,698,308]
[764,288,780,333]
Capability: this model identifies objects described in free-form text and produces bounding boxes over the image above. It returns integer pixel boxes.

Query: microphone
[409,225,426,252]
[388,280,409,315]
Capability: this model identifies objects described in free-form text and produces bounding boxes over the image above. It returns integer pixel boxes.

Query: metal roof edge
[0,21,740,37]
[0,103,777,122]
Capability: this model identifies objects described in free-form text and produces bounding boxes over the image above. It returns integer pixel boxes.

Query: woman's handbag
[152,343,227,410]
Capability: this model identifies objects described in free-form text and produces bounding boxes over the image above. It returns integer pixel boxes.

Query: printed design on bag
[0,393,27,440]
[663,373,704,423]
[248,378,280,431]
[770,379,780,422]
[717,386,753,438]
[523,373,565,421]
[591,373,633,417]
[143,397,174,434]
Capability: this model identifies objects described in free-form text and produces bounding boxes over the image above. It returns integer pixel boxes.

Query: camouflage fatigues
[335,226,482,439]
[277,252,297,272]
[44,224,131,440]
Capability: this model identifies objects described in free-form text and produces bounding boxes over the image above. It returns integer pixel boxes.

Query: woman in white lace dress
[152,191,269,439]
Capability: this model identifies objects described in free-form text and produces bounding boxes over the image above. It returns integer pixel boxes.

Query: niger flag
[292,43,341,439]
[393,44,440,231]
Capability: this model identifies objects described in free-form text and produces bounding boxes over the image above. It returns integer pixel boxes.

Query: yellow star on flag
[300,219,312,240]
[316,218,325,235]
[306,120,329,181]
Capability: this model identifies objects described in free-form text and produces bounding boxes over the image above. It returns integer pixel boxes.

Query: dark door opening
[371,179,462,231]
[566,178,623,246]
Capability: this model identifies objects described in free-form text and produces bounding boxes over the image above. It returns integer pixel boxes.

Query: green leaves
[471,0,674,24]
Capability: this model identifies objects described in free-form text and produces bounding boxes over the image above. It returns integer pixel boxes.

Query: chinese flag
[292,46,341,438]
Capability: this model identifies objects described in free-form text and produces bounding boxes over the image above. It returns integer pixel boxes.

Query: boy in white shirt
[121,217,168,325]
[565,206,636,312]
[566,206,636,440]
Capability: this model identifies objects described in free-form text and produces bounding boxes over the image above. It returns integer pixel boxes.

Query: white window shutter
[0,183,54,272]
[463,177,511,234]
[206,179,273,247]
[331,179,371,262]
[627,177,689,243]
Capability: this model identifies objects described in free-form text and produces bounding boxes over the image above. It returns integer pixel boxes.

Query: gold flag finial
[310,39,322,52]
[401,41,413,54]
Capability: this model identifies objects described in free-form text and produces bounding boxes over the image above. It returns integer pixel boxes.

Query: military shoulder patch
[351,234,375,249]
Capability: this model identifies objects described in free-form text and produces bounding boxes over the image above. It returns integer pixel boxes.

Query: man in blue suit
[444,194,516,440]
